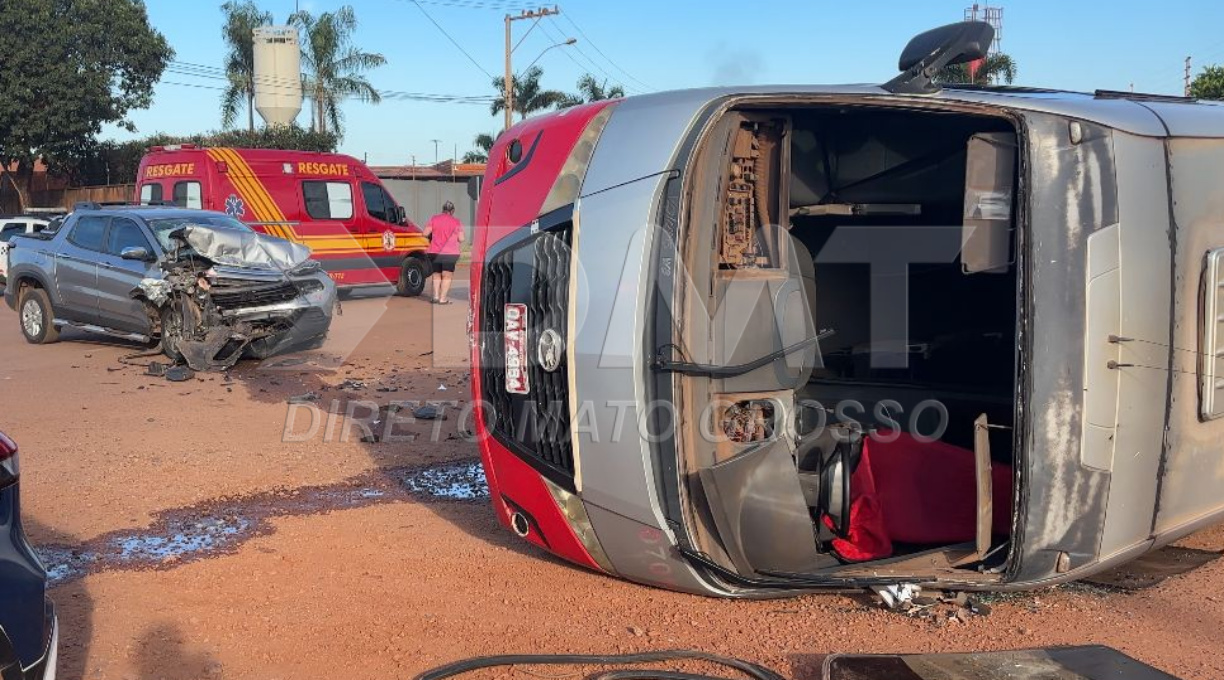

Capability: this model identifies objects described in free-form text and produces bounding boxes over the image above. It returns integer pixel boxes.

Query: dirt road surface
[2,272,1223,680]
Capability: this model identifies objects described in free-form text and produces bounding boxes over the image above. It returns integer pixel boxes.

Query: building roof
[371,160,486,180]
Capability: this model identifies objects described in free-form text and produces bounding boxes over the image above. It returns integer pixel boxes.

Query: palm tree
[935,53,1017,86]
[289,5,386,136]
[463,132,497,163]
[561,74,625,107]
[490,66,569,121]
[220,0,274,131]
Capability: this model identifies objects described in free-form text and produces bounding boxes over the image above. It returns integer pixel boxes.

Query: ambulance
[134,146,432,295]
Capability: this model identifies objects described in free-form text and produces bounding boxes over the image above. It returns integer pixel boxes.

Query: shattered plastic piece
[145,362,167,377]
[413,405,444,420]
[437,383,448,391]
[288,392,320,404]
[873,583,920,609]
[165,366,195,382]
[136,278,173,307]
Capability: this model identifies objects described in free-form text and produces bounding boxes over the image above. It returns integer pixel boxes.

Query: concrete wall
[383,178,481,237]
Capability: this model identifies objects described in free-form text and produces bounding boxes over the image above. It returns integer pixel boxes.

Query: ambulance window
[173,181,202,209]
[362,182,391,222]
[303,181,354,220]
[139,183,163,205]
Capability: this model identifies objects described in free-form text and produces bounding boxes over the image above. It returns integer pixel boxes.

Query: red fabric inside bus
[830,431,1013,561]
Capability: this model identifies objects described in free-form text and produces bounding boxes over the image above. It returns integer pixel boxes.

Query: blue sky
[110,0,1224,165]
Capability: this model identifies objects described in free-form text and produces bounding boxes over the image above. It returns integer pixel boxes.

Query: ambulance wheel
[397,256,430,297]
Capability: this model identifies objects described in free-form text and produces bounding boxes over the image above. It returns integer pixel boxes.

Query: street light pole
[504,6,561,131]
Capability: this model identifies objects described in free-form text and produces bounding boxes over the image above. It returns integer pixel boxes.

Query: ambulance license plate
[504,303,529,395]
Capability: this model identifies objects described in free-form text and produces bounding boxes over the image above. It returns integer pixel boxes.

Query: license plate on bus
[504,303,529,395]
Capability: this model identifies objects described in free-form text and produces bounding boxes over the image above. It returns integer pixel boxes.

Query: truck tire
[18,287,59,345]
[397,255,430,297]
[160,305,186,363]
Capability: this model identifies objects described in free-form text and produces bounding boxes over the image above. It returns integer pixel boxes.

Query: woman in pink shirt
[422,201,465,304]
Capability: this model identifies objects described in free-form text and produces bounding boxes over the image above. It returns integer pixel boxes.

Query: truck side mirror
[120,246,153,262]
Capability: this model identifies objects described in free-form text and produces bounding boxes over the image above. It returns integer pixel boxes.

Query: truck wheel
[19,288,59,344]
[160,305,186,363]
[397,256,430,297]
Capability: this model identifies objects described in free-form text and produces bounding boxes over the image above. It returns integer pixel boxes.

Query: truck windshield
[147,216,253,251]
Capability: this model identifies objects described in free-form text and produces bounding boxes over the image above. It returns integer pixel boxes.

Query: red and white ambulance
[134,146,432,294]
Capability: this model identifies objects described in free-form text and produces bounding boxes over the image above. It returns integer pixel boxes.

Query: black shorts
[431,254,459,272]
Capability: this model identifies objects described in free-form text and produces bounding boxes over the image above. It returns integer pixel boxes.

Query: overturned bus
[468,21,1224,596]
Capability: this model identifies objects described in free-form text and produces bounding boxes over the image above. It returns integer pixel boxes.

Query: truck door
[95,217,159,334]
[360,180,403,248]
[54,215,107,323]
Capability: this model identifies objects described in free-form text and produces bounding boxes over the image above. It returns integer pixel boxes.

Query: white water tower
[253,26,302,127]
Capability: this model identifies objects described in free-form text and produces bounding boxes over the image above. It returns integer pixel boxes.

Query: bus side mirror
[396,206,407,225]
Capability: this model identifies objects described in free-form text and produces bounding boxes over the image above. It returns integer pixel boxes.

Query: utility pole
[504,6,561,131]
[431,139,441,164]
[1185,56,1193,97]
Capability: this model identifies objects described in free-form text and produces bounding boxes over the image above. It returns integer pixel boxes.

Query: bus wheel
[397,256,430,297]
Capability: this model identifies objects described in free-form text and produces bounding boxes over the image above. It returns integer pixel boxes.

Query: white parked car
[0,216,53,284]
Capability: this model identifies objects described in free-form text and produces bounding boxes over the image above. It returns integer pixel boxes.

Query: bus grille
[480,226,575,484]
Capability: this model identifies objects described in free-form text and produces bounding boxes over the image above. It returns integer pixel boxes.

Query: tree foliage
[561,74,626,107]
[46,126,339,186]
[934,53,1017,86]
[290,5,386,136]
[220,0,274,131]
[491,66,569,120]
[0,0,173,175]
[1190,65,1224,101]
[463,132,497,163]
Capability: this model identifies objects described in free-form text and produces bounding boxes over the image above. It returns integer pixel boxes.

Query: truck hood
[172,225,313,272]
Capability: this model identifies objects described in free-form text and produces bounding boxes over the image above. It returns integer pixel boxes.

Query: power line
[167,60,494,101]
[539,18,637,95]
[400,0,497,80]
[412,0,531,10]
[559,11,654,92]
[162,67,494,104]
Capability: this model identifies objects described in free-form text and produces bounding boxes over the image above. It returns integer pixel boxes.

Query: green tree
[0,0,172,205]
[491,66,569,120]
[463,132,496,163]
[1190,65,1224,100]
[47,126,339,186]
[934,53,1017,86]
[289,5,386,137]
[561,74,626,107]
[220,0,274,131]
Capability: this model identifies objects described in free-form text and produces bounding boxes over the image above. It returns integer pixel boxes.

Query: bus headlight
[541,476,616,574]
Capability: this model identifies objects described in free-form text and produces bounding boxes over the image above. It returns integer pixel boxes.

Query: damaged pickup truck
[4,205,337,371]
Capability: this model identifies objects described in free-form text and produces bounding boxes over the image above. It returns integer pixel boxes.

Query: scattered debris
[338,379,366,390]
[165,366,195,382]
[288,392,320,404]
[145,362,167,377]
[873,583,920,609]
[437,383,448,391]
[413,404,445,420]
[37,461,489,586]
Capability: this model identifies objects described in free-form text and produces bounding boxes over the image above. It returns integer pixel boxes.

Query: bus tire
[397,256,430,297]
